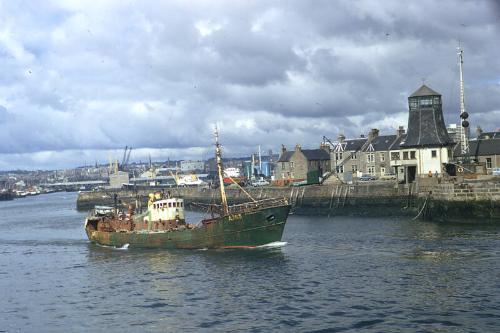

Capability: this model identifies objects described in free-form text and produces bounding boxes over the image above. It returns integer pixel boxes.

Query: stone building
[392,84,454,181]
[277,144,331,182]
[454,131,500,174]
[328,127,406,181]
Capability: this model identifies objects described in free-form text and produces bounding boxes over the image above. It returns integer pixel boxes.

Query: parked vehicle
[359,174,377,181]
[251,179,270,187]
[380,173,397,180]
[492,168,500,176]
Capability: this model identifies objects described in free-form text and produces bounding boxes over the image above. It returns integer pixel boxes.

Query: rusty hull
[85,204,291,249]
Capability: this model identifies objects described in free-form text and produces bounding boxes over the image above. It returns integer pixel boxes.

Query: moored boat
[84,128,291,249]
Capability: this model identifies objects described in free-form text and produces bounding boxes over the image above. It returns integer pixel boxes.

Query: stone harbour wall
[76,180,500,222]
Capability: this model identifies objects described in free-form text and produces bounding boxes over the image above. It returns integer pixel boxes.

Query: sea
[1,192,499,332]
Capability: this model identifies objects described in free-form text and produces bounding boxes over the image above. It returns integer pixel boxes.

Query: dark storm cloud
[0,0,499,169]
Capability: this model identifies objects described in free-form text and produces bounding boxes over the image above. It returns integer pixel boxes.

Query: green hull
[85,204,291,249]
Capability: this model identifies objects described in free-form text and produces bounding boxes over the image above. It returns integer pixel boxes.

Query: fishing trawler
[84,128,291,249]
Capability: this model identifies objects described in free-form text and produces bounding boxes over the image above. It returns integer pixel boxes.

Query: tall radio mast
[458,46,470,161]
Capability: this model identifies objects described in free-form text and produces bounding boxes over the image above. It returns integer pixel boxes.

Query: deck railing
[227,197,289,215]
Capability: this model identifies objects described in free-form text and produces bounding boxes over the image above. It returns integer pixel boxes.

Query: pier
[76,179,500,222]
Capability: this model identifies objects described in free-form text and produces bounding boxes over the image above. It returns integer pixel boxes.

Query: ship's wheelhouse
[147,198,185,222]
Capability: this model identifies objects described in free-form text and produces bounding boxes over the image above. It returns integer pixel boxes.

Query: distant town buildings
[180,160,205,172]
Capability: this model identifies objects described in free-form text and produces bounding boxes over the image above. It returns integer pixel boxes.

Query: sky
[0,0,499,170]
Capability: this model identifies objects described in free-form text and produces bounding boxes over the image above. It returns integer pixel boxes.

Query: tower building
[398,84,454,180]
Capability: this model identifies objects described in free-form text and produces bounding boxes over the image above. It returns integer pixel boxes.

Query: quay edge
[77,183,420,218]
[76,180,500,223]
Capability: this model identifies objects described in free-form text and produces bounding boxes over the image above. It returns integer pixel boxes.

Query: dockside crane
[119,146,133,171]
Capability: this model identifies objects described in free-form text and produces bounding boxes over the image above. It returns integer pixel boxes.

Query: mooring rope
[412,191,431,220]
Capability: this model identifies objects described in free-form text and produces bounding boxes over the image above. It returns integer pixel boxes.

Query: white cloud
[0,0,499,170]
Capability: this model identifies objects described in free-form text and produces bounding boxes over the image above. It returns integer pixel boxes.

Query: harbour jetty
[76,179,500,222]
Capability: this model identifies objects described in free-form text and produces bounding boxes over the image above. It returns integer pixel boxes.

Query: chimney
[295,144,301,152]
[397,126,405,137]
[281,144,286,155]
[320,142,330,153]
[368,128,379,140]
[337,134,346,142]
[476,126,483,138]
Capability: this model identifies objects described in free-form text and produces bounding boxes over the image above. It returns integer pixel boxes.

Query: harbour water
[1,192,499,332]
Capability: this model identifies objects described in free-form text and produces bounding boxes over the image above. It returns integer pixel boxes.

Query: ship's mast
[458,46,470,160]
[214,126,229,216]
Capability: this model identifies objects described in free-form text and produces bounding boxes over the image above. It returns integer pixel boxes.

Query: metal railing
[227,197,289,215]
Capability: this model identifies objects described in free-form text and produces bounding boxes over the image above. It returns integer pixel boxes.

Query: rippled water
[1,192,499,332]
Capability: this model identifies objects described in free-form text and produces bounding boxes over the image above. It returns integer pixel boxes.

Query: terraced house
[326,127,406,182]
[455,131,500,174]
[277,144,331,183]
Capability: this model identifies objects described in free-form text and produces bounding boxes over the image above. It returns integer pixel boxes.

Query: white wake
[256,241,288,248]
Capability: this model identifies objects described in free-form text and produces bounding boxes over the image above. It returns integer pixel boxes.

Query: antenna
[458,46,470,161]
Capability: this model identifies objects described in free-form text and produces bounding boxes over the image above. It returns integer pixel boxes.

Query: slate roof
[277,149,330,162]
[409,84,441,97]
[370,135,398,151]
[302,149,330,161]
[477,131,500,140]
[277,151,294,162]
[455,138,500,157]
[331,138,367,151]
[390,134,407,150]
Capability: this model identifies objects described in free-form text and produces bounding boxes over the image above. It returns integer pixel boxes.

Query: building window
[351,152,357,160]
[431,150,437,158]
[410,151,416,159]
[391,152,400,160]
[409,98,418,110]
[486,158,492,169]
[336,165,344,173]
[352,164,358,172]
[420,98,433,107]
[335,152,343,161]
[281,162,285,170]
[368,166,375,175]
[367,153,375,163]
[403,151,409,160]
[290,162,294,169]
[379,153,385,162]
[381,167,386,175]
